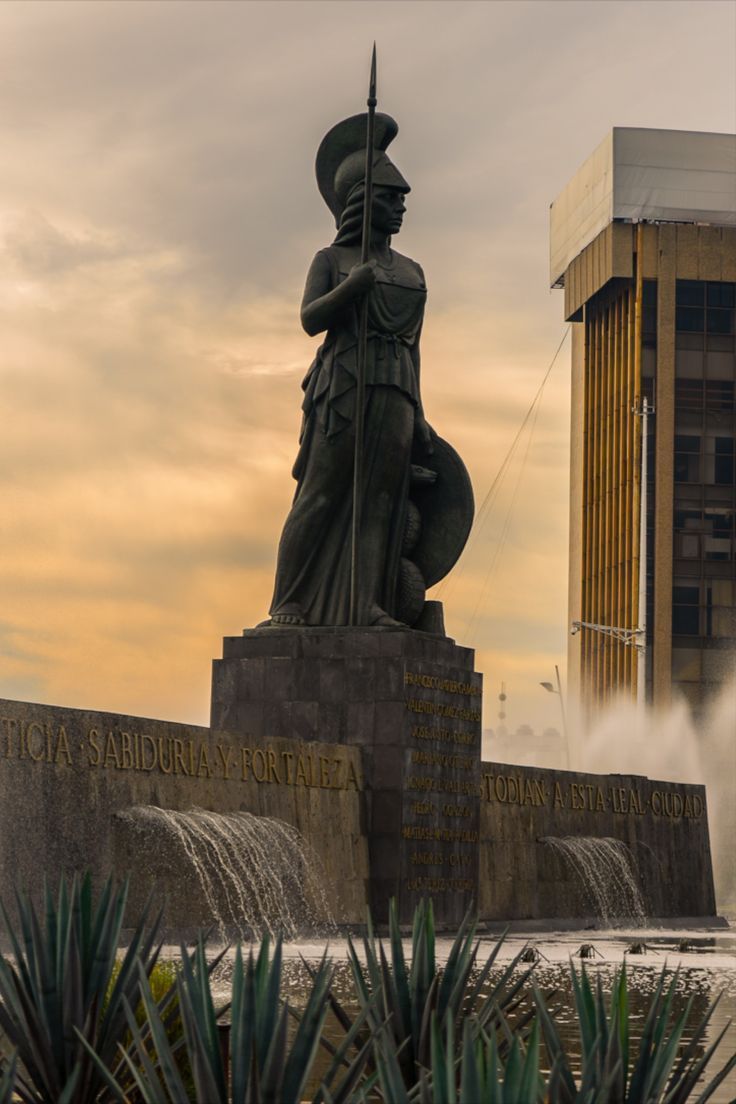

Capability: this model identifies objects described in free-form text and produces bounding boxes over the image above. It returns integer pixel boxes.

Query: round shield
[409,435,474,588]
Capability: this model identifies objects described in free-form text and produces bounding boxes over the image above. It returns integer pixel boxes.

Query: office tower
[551,128,736,716]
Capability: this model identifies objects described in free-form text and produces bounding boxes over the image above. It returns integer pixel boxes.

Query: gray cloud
[0,0,733,729]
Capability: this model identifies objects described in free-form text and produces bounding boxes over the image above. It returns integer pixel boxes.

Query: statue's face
[372,186,407,235]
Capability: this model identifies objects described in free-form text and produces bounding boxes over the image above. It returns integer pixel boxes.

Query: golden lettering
[553,782,565,808]
[197,744,212,779]
[241,747,251,781]
[406,775,476,796]
[402,825,478,843]
[27,721,45,762]
[217,743,233,780]
[406,698,481,722]
[404,672,481,697]
[158,736,173,775]
[0,717,18,757]
[172,737,188,776]
[54,725,71,765]
[406,876,474,893]
[629,789,644,815]
[252,748,267,783]
[442,803,472,818]
[141,734,157,771]
[267,749,281,784]
[119,732,134,770]
[103,732,121,770]
[410,851,447,866]
[295,755,308,787]
[410,724,477,747]
[87,728,101,766]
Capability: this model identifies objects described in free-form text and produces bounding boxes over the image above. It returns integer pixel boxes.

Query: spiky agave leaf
[86,933,361,1104]
[534,961,736,1104]
[0,1051,17,1104]
[0,872,162,1104]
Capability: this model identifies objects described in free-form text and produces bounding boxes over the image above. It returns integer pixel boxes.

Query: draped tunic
[270,244,427,625]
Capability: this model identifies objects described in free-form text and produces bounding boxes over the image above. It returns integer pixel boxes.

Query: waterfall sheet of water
[118,805,335,940]
[542,836,648,928]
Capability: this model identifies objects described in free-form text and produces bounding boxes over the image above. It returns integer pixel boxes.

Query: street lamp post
[540,664,571,769]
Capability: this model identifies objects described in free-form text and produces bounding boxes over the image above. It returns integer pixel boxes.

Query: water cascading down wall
[0,622,720,934]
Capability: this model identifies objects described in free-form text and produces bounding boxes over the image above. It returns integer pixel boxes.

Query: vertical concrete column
[567,322,585,744]
[653,226,676,709]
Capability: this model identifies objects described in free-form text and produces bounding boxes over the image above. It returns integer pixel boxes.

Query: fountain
[542,836,648,928]
[116,806,334,940]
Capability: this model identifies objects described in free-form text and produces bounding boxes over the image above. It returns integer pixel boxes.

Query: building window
[672,585,700,635]
[676,281,736,335]
[674,435,700,482]
[714,438,735,485]
[642,279,657,346]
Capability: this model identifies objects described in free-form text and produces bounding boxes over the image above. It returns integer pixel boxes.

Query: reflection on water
[206,924,736,1103]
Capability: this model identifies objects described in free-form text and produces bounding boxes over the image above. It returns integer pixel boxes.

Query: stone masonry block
[318,660,346,703]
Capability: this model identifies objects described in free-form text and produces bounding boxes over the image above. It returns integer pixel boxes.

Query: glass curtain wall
[672,280,736,712]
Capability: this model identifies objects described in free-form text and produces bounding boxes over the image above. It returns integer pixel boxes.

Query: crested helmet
[315,112,410,226]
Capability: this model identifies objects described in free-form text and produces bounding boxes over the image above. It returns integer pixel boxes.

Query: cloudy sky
[1,0,734,741]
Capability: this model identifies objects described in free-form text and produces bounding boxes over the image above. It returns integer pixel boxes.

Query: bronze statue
[267,67,472,630]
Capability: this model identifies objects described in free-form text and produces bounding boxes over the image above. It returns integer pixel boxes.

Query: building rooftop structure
[551,127,736,291]
[551,127,736,720]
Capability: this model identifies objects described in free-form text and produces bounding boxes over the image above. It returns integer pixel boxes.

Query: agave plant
[0,1051,17,1104]
[0,872,163,1104]
[534,961,736,1103]
[87,932,376,1104]
[369,1014,545,1104]
[317,898,536,1095]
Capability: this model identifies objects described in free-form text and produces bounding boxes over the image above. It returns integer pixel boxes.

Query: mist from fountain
[578,676,736,912]
[118,805,335,940]
[542,835,648,928]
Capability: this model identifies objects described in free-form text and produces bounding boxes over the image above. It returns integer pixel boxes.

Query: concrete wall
[0,695,719,934]
[0,698,368,932]
[480,761,716,922]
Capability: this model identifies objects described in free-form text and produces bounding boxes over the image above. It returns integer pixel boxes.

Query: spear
[349,43,377,627]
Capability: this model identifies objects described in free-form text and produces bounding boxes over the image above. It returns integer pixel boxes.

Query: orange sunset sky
[1,0,734,744]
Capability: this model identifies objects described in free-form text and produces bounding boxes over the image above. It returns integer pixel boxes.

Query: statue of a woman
[268,112,434,627]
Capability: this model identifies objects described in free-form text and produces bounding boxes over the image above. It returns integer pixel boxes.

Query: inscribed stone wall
[0,698,368,930]
[480,761,716,920]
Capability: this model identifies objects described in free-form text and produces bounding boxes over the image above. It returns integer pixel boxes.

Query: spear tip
[368,43,377,106]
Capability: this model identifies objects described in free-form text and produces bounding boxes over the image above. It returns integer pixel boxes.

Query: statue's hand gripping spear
[348,44,377,627]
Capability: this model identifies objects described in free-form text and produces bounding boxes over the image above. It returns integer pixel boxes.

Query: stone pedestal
[211,627,482,926]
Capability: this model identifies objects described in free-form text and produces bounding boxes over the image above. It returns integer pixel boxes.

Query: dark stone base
[211,626,483,925]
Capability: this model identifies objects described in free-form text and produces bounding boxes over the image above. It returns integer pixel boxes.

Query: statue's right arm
[301,252,376,337]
